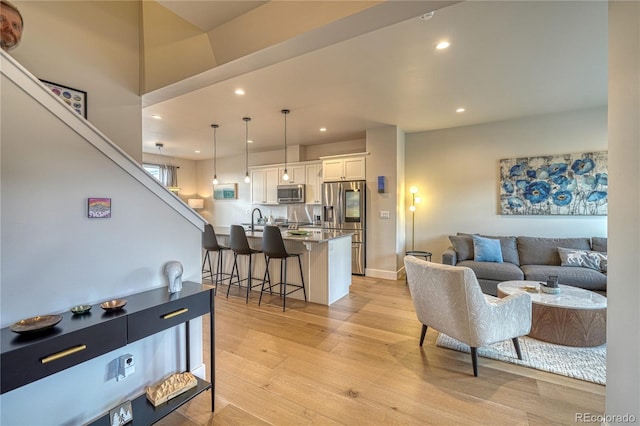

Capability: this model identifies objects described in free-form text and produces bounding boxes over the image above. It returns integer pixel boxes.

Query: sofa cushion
[472,235,503,263]
[458,260,524,282]
[449,235,474,261]
[520,264,606,292]
[480,235,520,266]
[558,247,604,271]
[592,237,608,253]
[517,236,591,266]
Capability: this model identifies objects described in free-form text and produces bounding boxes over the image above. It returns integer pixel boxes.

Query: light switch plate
[380,211,390,219]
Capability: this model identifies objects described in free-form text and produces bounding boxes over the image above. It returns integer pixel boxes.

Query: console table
[0,282,215,425]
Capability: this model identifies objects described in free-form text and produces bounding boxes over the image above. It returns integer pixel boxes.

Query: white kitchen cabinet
[250,167,279,204]
[322,156,365,181]
[278,165,306,185]
[305,163,323,204]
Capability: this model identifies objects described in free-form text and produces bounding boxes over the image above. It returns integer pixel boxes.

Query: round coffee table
[497,280,606,347]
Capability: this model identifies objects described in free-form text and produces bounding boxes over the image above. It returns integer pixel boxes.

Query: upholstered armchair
[404,256,532,376]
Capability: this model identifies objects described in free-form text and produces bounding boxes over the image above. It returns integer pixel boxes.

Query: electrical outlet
[380,211,390,219]
[117,354,135,381]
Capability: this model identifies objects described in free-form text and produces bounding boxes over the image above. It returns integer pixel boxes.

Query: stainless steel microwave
[277,184,305,204]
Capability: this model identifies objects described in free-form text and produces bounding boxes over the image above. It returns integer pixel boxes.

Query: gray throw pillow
[557,247,605,272]
[449,235,474,261]
[592,237,608,253]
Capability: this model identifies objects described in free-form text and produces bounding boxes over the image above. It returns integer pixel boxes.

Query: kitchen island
[213,227,352,305]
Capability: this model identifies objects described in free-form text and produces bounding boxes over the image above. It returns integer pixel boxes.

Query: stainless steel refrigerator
[322,180,366,275]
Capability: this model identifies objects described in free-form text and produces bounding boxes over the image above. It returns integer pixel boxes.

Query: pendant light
[281,109,290,181]
[243,117,251,183]
[211,124,219,185]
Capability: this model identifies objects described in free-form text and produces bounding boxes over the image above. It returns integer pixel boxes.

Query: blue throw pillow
[472,235,503,263]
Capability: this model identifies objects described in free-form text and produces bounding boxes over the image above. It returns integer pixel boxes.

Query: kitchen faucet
[250,208,263,232]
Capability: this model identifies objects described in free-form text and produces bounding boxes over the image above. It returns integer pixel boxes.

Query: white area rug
[436,333,606,385]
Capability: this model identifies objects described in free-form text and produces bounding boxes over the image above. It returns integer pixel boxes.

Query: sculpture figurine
[164,261,183,293]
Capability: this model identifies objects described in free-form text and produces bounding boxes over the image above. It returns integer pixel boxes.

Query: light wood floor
[158,275,605,425]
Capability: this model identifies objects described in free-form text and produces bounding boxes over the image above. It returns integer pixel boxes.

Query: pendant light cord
[282,109,290,180]
[243,117,251,182]
[211,124,218,181]
[283,110,288,172]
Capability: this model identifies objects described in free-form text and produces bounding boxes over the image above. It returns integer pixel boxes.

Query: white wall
[606,1,640,419]
[10,1,143,162]
[405,107,608,262]
[366,126,403,278]
[0,60,203,426]
[196,154,259,226]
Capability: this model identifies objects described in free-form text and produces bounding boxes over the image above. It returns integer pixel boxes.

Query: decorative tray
[100,299,127,311]
[10,314,63,334]
[286,230,309,236]
[71,305,92,315]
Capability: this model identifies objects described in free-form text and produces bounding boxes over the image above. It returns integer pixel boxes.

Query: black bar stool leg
[297,254,307,302]
[246,254,253,304]
[282,258,287,312]
[227,253,239,298]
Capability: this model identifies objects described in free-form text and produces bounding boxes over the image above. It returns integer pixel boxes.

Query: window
[144,163,160,181]
[143,163,179,191]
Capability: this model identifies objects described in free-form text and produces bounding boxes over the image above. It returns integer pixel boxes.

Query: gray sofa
[442,234,607,296]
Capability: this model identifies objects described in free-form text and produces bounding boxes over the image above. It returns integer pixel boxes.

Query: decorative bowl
[540,285,561,295]
[100,299,127,312]
[523,284,538,293]
[71,305,92,315]
[10,314,63,334]
[287,230,309,236]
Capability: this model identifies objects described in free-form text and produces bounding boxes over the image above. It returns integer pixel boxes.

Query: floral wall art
[499,151,608,215]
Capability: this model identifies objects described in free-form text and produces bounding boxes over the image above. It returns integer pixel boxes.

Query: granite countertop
[214,226,352,243]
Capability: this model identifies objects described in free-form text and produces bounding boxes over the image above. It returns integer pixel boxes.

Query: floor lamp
[409,186,421,251]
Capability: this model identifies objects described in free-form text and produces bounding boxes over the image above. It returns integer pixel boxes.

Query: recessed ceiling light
[248,139,253,144]
[235,89,245,95]
[151,114,162,120]
[320,128,327,132]
[456,108,465,113]
[195,150,201,154]
[435,41,450,50]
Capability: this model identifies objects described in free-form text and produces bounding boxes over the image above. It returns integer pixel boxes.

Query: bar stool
[202,224,230,295]
[259,225,307,311]
[227,225,263,303]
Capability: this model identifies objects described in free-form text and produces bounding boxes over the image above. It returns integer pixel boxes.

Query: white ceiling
[143,1,607,161]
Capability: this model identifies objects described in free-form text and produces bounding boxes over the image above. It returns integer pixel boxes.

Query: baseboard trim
[365,268,403,281]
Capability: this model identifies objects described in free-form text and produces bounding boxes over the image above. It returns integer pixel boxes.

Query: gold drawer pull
[41,345,87,364]
[163,308,188,320]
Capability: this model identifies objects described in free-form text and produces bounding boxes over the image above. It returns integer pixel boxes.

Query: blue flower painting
[499,151,607,215]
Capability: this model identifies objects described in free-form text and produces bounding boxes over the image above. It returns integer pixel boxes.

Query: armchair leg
[471,347,478,377]
[419,324,428,346]
[512,337,523,360]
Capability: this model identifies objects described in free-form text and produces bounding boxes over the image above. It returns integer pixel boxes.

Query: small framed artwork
[41,80,87,118]
[109,400,133,426]
[213,183,238,200]
[88,198,111,218]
